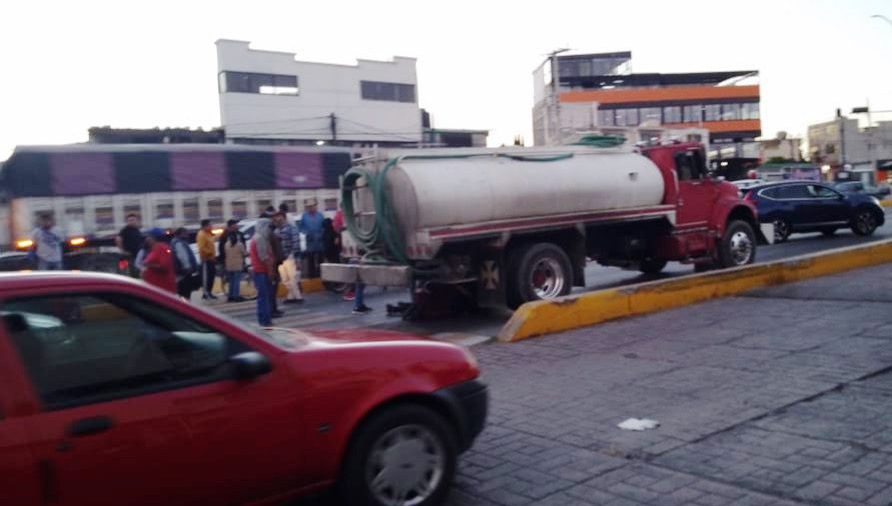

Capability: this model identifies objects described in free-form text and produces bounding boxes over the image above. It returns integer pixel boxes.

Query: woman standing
[224,230,247,302]
[141,228,176,294]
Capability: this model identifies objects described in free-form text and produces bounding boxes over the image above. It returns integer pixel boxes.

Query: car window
[809,185,839,198]
[1,294,252,409]
[775,185,811,199]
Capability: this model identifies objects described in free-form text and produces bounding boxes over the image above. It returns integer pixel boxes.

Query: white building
[809,116,892,184]
[759,132,802,162]
[217,39,423,148]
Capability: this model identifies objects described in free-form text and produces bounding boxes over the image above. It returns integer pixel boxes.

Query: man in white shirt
[31,214,63,270]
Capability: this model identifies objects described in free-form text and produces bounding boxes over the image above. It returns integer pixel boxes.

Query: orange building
[532,51,761,158]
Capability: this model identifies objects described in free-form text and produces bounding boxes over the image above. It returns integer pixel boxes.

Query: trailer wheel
[506,243,573,309]
[718,220,756,268]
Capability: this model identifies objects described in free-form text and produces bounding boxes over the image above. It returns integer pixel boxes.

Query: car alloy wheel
[366,424,445,506]
[772,218,790,243]
[854,211,877,236]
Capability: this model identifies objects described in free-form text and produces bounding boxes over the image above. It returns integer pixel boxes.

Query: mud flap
[758,222,775,245]
[476,249,506,309]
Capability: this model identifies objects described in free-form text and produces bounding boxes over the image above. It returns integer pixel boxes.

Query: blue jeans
[354,283,366,310]
[253,273,272,326]
[227,271,242,299]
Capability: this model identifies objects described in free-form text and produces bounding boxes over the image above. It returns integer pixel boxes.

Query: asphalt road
[208,210,892,340]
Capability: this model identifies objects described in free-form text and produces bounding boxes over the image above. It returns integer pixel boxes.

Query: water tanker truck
[322,136,771,309]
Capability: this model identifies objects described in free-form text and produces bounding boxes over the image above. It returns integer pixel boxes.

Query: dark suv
[744,181,885,243]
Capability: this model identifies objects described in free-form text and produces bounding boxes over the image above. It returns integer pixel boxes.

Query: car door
[808,184,849,224]
[1,291,306,506]
[675,149,720,227]
[0,324,41,506]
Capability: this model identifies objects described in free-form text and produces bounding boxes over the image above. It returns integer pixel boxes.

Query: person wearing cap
[171,227,199,300]
[142,228,176,294]
[250,218,277,326]
[298,197,325,278]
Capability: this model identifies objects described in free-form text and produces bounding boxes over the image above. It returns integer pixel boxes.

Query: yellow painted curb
[881,199,892,208]
[499,238,892,342]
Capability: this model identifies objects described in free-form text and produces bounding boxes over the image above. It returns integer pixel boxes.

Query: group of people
[27,197,369,327]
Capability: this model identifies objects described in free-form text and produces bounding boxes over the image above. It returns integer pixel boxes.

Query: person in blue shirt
[298,198,325,278]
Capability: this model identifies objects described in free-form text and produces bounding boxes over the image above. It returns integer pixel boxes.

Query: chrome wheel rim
[366,424,445,506]
[773,219,789,241]
[530,258,565,299]
[730,231,754,265]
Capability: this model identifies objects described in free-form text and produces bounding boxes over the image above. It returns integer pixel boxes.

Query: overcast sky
[1,0,890,159]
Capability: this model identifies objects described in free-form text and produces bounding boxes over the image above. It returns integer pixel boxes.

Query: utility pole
[329,113,337,143]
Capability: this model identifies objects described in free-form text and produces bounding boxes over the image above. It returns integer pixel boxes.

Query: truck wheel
[639,258,668,275]
[338,404,457,506]
[718,221,756,268]
[507,243,573,308]
[851,208,879,236]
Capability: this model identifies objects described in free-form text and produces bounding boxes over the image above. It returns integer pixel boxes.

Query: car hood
[259,326,435,350]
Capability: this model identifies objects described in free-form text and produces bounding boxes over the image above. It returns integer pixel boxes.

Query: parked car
[0,272,487,506]
[743,181,885,243]
[834,181,892,199]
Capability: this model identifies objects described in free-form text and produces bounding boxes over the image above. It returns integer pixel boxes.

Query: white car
[732,179,766,196]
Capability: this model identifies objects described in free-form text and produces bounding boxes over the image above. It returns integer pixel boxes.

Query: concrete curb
[498,238,892,342]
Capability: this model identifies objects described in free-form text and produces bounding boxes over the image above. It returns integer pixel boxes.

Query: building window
[703,104,722,122]
[220,71,299,95]
[324,198,338,212]
[95,207,114,229]
[721,103,741,121]
[614,109,639,127]
[663,106,682,124]
[155,202,174,220]
[257,199,272,215]
[597,109,615,127]
[183,199,199,224]
[231,201,248,220]
[360,81,416,103]
[207,199,223,221]
[683,105,702,123]
[741,102,760,120]
[640,107,662,125]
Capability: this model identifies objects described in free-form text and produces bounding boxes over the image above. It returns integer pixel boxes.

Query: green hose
[572,134,627,148]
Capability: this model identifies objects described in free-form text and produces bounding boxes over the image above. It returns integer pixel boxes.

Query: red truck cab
[0,272,486,506]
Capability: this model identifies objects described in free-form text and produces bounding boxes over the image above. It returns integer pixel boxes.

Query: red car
[0,272,487,506]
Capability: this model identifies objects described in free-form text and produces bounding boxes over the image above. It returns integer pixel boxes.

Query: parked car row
[742,181,885,243]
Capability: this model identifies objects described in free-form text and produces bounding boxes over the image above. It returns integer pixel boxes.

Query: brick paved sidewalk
[448,263,892,506]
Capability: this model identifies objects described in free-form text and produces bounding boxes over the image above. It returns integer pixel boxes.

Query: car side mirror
[230,352,272,380]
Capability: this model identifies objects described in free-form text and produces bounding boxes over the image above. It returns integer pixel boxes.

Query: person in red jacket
[142,228,177,294]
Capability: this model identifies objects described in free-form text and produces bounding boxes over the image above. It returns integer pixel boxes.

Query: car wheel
[506,243,573,309]
[820,227,837,237]
[772,218,791,243]
[718,220,756,268]
[639,257,668,275]
[851,209,879,236]
[339,404,457,506]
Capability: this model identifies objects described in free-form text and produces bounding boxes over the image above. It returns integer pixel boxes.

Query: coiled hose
[341,144,625,264]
